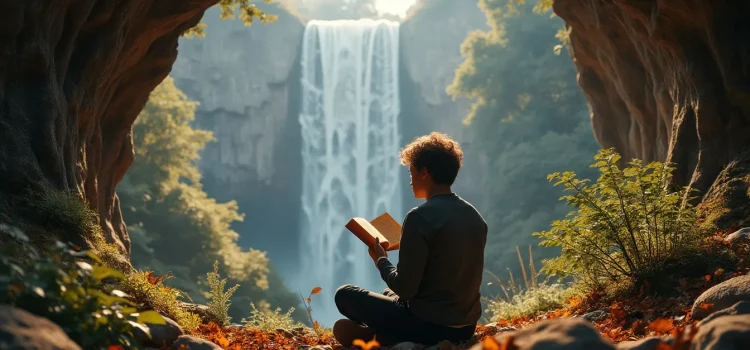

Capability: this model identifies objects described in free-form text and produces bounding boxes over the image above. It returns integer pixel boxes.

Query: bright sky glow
[375,0,417,17]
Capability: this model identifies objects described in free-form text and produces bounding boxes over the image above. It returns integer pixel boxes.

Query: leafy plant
[185,0,278,38]
[535,148,704,290]
[242,301,301,331]
[0,225,165,349]
[206,261,240,326]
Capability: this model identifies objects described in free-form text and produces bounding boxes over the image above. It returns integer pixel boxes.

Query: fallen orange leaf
[481,337,501,350]
[353,337,380,350]
[649,318,674,332]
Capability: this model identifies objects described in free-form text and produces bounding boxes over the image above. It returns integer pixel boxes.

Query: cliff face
[554,0,750,226]
[171,5,305,269]
[0,0,216,253]
[400,0,490,206]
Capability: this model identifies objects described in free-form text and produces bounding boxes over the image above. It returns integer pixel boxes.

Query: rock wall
[0,0,217,253]
[399,0,490,207]
[553,0,750,208]
[171,4,305,269]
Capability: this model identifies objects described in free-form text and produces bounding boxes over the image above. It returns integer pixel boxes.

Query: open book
[345,212,403,251]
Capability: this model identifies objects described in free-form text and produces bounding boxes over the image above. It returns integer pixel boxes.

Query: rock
[390,342,419,350]
[691,275,750,320]
[469,319,616,350]
[170,335,222,350]
[725,227,750,245]
[133,316,183,348]
[691,314,750,349]
[300,346,332,350]
[616,337,672,350]
[0,305,82,350]
[0,0,220,256]
[699,301,750,325]
[552,0,750,220]
[276,328,295,338]
[580,310,608,322]
[180,302,222,325]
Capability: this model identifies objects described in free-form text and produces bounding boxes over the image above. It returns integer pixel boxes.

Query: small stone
[692,275,750,320]
[699,301,750,325]
[391,342,419,350]
[134,315,183,348]
[180,302,222,325]
[170,335,222,350]
[581,309,608,322]
[276,328,296,338]
[724,227,750,245]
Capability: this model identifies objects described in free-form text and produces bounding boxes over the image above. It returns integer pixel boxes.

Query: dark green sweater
[377,193,487,327]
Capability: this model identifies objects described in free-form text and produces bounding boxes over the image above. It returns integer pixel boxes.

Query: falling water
[298,19,402,325]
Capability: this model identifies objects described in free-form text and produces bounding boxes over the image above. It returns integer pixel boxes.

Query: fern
[206,261,240,326]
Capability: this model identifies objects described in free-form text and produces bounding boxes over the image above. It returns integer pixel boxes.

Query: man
[333,132,488,346]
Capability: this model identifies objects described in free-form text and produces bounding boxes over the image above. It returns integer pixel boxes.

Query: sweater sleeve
[376,210,429,301]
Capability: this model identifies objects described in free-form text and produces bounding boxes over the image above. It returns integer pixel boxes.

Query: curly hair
[400,132,464,185]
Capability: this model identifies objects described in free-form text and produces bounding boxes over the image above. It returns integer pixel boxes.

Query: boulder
[690,314,750,349]
[390,342,419,350]
[134,316,183,348]
[170,335,222,350]
[469,318,616,350]
[0,305,82,350]
[691,275,750,320]
[580,310,608,323]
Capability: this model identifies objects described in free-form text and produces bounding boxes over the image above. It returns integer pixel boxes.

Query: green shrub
[206,261,239,326]
[242,301,301,331]
[534,148,704,290]
[0,225,164,349]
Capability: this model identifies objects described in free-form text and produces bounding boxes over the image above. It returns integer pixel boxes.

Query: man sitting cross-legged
[333,132,488,346]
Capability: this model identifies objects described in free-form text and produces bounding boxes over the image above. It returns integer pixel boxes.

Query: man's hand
[368,237,387,264]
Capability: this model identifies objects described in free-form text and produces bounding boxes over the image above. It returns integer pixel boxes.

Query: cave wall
[0,0,218,254]
[171,4,305,271]
[553,0,750,204]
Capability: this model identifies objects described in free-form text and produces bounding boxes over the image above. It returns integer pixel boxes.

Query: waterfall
[298,19,402,325]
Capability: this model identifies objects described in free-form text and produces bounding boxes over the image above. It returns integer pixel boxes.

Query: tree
[118,77,299,321]
[448,1,599,281]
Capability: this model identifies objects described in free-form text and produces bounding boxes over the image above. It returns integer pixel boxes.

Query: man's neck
[425,186,453,201]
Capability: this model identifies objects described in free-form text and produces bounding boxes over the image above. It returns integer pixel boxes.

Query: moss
[120,271,202,333]
[698,151,750,232]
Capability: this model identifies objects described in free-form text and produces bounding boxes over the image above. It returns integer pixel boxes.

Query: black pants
[334,284,475,346]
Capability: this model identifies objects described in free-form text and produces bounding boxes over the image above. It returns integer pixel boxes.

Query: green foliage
[119,76,300,325]
[485,283,570,321]
[120,271,202,333]
[0,226,164,349]
[206,261,240,326]
[482,245,577,321]
[185,0,277,38]
[535,149,705,290]
[243,302,301,331]
[31,189,99,243]
[449,0,599,286]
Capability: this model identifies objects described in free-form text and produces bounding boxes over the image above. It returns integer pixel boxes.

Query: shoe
[333,319,376,347]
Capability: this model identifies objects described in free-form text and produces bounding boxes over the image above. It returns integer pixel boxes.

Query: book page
[347,217,388,246]
[370,213,402,245]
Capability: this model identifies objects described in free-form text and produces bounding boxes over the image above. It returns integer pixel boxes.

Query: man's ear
[419,167,430,179]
